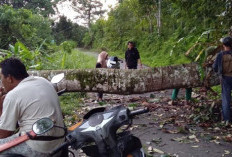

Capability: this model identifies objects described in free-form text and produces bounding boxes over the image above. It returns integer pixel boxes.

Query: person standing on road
[96,51,108,102]
[213,36,232,123]
[125,41,142,69]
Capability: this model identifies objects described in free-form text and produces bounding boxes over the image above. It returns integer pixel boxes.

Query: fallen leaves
[147,146,164,154]
[191,145,199,148]
[151,137,162,144]
[222,134,232,142]
[224,150,230,155]
[171,134,200,143]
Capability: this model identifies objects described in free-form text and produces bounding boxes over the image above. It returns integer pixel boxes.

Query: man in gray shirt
[0,58,64,156]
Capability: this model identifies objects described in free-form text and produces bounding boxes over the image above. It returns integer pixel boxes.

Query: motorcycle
[107,56,122,69]
[51,105,149,157]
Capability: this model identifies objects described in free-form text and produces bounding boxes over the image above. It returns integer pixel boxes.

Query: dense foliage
[0,5,53,49]
[0,0,59,17]
[52,16,88,46]
[1,0,232,68]
[83,0,232,67]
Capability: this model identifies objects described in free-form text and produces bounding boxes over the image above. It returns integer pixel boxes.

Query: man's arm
[0,90,14,139]
[138,59,142,69]
[136,49,142,69]
[125,51,128,69]
[0,87,5,117]
[212,53,221,72]
[0,129,14,139]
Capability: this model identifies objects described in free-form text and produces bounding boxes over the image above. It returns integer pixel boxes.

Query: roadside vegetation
[82,0,231,68]
[0,0,230,128]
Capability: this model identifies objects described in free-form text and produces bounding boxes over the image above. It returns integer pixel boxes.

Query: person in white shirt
[0,58,65,156]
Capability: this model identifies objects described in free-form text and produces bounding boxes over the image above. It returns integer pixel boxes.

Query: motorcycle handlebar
[129,108,149,117]
[57,89,66,96]
[50,141,70,156]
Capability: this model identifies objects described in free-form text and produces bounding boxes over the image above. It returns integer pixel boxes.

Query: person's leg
[221,76,232,122]
[171,88,179,100]
[97,92,103,101]
[185,88,192,101]
[171,88,179,105]
[128,66,137,69]
[0,134,50,157]
[184,88,192,105]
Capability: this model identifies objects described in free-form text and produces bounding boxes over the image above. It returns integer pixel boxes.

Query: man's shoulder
[222,50,232,55]
[21,76,49,85]
[216,51,223,57]
[9,76,50,95]
[133,47,139,52]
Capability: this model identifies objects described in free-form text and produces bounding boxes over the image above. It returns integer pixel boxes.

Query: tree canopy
[70,0,106,27]
[52,16,88,46]
[0,0,60,17]
[82,0,232,67]
[0,5,53,49]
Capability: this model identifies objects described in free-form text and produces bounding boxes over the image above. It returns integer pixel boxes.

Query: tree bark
[28,63,219,95]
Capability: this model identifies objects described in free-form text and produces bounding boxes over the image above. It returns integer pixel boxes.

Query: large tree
[52,16,88,45]
[29,63,219,94]
[71,0,106,27]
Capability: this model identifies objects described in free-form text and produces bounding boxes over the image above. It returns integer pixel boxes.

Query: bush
[60,40,77,53]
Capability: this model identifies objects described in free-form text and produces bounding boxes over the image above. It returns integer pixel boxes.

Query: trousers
[221,76,232,122]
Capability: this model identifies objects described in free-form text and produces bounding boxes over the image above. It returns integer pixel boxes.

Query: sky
[54,0,118,25]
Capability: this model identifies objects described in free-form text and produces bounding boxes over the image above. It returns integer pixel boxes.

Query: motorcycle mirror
[51,73,64,84]
[32,118,54,135]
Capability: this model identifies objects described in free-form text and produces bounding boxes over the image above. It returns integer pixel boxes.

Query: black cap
[222,36,232,48]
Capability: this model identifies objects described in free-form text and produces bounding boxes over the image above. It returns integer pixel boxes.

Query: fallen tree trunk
[29,63,219,95]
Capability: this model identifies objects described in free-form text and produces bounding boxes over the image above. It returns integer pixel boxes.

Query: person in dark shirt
[213,36,232,123]
[125,41,142,69]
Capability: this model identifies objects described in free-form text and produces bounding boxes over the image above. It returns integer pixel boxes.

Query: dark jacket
[213,50,232,76]
[125,47,140,68]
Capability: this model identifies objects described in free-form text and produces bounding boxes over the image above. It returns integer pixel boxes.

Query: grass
[128,103,138,107]
[43,49,96,70]
[59,93,85,126]
[42,49,97,125]
[106,47,191,68]
[59,93,85,115]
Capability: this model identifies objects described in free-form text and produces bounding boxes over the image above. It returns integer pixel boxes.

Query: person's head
[222,36,232,50]
[127,41,135,50]
[100,51,108,60]
[0,58,29,92]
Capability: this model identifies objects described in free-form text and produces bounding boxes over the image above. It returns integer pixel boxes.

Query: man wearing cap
[213,36,232,123]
